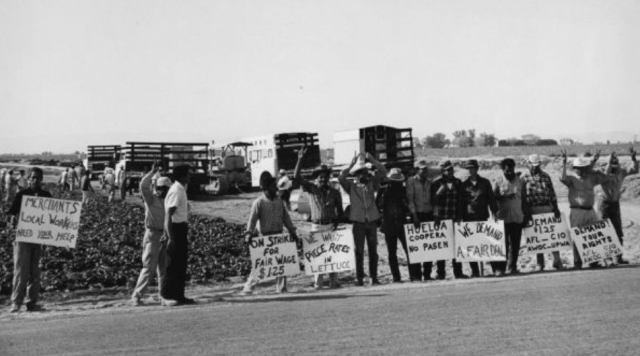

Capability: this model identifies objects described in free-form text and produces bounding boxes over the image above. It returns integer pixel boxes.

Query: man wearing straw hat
[406,159,435,281]
[294,148,344,289]
[339,152,387,286]
[595,148,637,264]
[560,151,611,269]
[521,154,565,271]
[431,160,465,279]
[460,159,498,278]
[378,167,410,283]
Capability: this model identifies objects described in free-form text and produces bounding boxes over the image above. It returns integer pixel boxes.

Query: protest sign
[404,220,454,263]
[16,196,82,248]
[301,228,355,275]
[454,220,506,262]
[571,219,623,264]
[520,213,572,255]
[249,233,300,281]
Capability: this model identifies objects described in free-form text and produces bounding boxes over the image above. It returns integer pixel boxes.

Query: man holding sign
[294,148,344,290]
[6,167,51,313]
[521,154,564,271]
[243,172,298,294]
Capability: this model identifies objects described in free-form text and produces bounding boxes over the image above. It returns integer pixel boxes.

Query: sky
[1,0,639,153]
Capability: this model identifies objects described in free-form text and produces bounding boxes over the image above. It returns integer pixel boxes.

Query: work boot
[355,279,364,287]
[25,302,44,312]
[9,304,20,313]
[552,261,565,271]
[370,278,381,286]
[131,294,142,306]
[160,297,178,306]
[617,256,630,265]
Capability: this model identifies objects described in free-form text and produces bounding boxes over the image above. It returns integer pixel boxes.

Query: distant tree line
[414,131,568,149]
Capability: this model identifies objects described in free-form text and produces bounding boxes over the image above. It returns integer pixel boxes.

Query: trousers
[311,224,339,288]
[530,205,562,267]
[133,228,167,298]
[12,242,42,306]
[161,223,189,300]
[490,223,522,273]
[353,221,378,281]
[569,208,599,267]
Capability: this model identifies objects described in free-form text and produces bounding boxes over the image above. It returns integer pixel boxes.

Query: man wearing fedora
[378,167,411,283]
[339,152,387,286]
[431,160,465,279]
[460,159,498,278]
[294,147,344,289]
[406,159,435,281]
[560,151,612,269]
[521,154,565,271]
[595,148,637,264]
[492,158,529,276]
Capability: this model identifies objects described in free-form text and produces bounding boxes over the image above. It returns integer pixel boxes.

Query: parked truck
[115,142,210,197]
[243,132,321,187]
[83,145,121,180]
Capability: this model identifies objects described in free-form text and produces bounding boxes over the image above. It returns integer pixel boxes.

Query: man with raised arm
[559,149,611,269]
[131,163,172,306]
[595,147,638,264]
[294,147,344,289]
[339,153,387,286]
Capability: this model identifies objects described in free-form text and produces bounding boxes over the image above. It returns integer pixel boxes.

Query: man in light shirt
[406,159,435,281]
[160,164,195,306]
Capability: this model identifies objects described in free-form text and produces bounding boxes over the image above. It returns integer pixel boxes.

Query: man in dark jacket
[379,168,410,283]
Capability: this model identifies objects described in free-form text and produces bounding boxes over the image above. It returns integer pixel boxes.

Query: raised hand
[560,148,567,164]
[593,149,601,162]
[297,147,307,161]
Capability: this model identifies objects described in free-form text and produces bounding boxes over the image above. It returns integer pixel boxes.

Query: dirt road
[2,266,640,356]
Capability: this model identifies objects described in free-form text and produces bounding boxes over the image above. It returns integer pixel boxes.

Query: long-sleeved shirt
[560,171,609,208]
[299,179,343,224]
[492,175,527,224]
[430,177,463,220]
[406,175,433,214]
[140,171,165,230]
[461,175,497,221]
[521,170,558,207]
[247,195,296,235]
[378,183,409,234]
[339,167,387,223]
[598,160,639,202]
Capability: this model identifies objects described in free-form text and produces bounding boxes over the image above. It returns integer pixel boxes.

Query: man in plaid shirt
[521,154,564,271]
[430,160,465,279]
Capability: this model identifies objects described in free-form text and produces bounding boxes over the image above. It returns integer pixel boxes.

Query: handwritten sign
[404,220,454,263]
[249,233,300,281]
[455,221,506,262]
[302,228,355,275]
[520,213,572,255]
[571,219,623,264]
[16,196,82,248]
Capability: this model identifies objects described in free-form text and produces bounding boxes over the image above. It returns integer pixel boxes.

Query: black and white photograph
[1,1,639,355]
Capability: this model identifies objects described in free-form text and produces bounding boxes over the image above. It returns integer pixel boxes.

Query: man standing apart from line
[294,148,343,289]
[104,169,116,203]
[521,154,564,271]
[243,172,299,294]
[68,165,78,191]
[461,159,498,278]
[431,160,465,279]
[16,170,27,192]
[4,170,17,203]
[132,163,171,306]
[492,158,529,276]
[6,167,51,313]
[160,164,195,306]
[595,148,638,265]
[406,159,435,282]
[560,150,612,268]
[339,153,387,286]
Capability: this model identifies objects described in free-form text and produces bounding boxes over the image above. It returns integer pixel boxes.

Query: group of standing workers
[243,146,638,293]
[0,168,28,203]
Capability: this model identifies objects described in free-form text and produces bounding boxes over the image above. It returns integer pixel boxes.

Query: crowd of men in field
[2,146,638,312]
